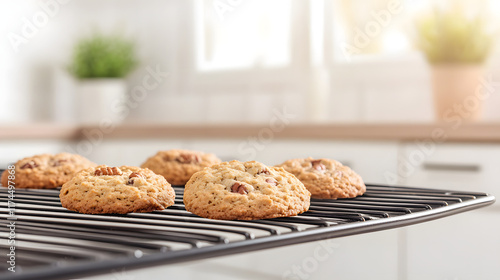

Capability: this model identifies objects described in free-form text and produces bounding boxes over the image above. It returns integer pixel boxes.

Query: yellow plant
[415,8,493,64]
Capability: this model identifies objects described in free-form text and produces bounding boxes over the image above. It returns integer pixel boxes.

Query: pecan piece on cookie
[257,168,270,175]
[94,167,122,176]
[266,178,277,186]
[52,159,68,167]
[231,182,249,195]
[20,161,38,169]
[176,153,201,164]
[128,172,143,185]
[311,160,326,171]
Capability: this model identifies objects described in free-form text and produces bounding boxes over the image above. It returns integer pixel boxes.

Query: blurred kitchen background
[2,0,500,125]
[1,0,500,279]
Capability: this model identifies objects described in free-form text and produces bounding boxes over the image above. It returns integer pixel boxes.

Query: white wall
[1,0,182,123]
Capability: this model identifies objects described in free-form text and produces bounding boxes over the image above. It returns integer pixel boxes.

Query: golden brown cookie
[276,157,366,199]
[60,165,175,214]
[183,160,311,220]
[141,149,221,185]
[1,153,96,189]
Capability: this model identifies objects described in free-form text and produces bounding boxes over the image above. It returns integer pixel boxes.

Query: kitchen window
[189,0,422,93]
[195,0,293,71]
[329,0,500,63]
[188,0,308,92]
[187,0,500,123]
[330,0,417,63]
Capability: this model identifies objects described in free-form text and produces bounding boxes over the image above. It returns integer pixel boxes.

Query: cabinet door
[405,210,500,280]
[399,143,500,202]
[400,143,500,280]
[86,229,400,280]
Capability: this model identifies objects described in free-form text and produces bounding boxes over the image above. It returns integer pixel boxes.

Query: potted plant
[69,34,137,124]
[415,7,493,121]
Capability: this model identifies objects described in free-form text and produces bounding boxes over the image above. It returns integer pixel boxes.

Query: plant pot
[76,79,127,125]
[432,64,484,122]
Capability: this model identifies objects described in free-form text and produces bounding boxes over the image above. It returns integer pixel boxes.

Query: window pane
[196,0,292,71]
[331,0,500,62]
[332,0,422,61]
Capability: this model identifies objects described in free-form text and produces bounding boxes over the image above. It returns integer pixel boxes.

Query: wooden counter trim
[1,123,500,142]
[0,125,81,140]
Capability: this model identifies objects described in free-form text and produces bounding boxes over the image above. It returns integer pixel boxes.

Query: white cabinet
[400,143,500,280]
[405,210,500,280]
[399,143,500,206]
[87,229,401,280]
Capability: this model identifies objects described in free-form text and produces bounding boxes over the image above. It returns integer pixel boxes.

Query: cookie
[1,153,96,189]
[183,160,311,220]
[276,157,366,199]
[60,165,175,214]
[141,149,221,185]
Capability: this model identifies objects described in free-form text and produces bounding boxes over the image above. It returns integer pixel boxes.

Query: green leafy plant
[415,8,493,65]
[69,34,137,79]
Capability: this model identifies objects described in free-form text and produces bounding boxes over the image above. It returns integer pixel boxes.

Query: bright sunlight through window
[196,0,292,71]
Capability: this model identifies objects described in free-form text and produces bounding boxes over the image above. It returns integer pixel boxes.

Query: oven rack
[0,182,495,280]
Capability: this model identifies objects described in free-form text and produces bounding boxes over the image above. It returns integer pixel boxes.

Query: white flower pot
[76,79,127,125]
[432,64,484,122]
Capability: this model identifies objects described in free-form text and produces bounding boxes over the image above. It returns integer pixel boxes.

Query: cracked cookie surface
[276,157,366,199]
[141,149,221,185]
[183,160,311,220]
[1,153,96,189]
[60,165,175,214]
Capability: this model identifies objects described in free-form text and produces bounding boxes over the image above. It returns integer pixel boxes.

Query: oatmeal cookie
[276,157,366,199]
[59,165,175,214]
[141,149,221,185]
[1,153,96,189]
[183,160,310,220]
